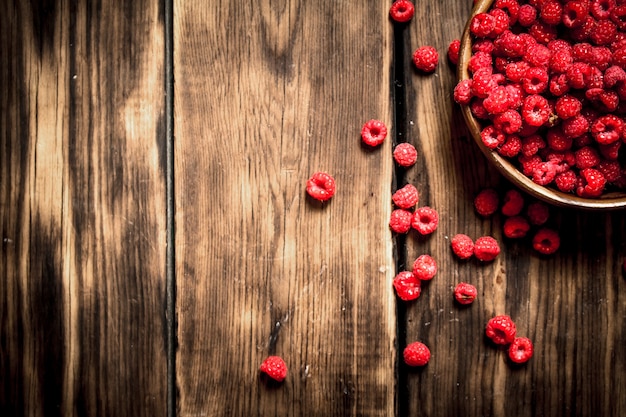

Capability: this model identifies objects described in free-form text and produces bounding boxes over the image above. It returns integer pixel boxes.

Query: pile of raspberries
[454,0,626,198]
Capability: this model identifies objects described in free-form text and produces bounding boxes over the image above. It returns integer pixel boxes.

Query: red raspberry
[392,184,419,209]
[548,39,573,53]
[470,98,490,120]
[563,1,591,28]
[451,234,475,259]
[540,1,563,25]
[545,150,575,173]
[505,61,530,83]
[549,48,574,74]
[566,62,592,89]
[474,188,500,217]
[524,43,552,68]
[532,228,561,254]
[555,169,578,192]
[591,0,615,20]
[485,315,517,345]
[590,19,617,45]
[575,146,601,168]
[577,168,607,197]
[411,206,439,235]
[494,30,525,58]
[603,66,626,88]
[522,94,551,126]
[393,143,418,167]
[472,39,496,55]
[494,110,523,134]
[403,341,430,367]
[518,4,538,27]
[501,189,525,216]
[592,46,613,71]
[596,160,623,182]
[472,68,497,98]
[484,86,511,114]
[495,0,521,24]
[503,215,531,238]
[611,5,626,30]
[454,282,478,305]
[522,67,549,95]
[389,209,413,234]
[526,201,549,225]
[468,51,494,74]
[306,172,336,201]
[259,356,288,382]
[561,114,590,138]
[529,21,558,44]
[480,125,506,149]
[412,46,439,73]
[471,12,497,38]
[474,236,501,261]
[490,8,511,37]
[571,15,596,41]
[546,128,573,151]
[555,95,583,119]
[521,134,547,157]
[361,119,388,147]
[519,154,543,176]
[389,0,415,23]
[531,161,558,185]
[498,134,523,157]
[392,271,422,301]
[549,73,571,96]
[412,254,437,280]
[509,337,534,364]
[448,39,461,65]
[591,114,624,144]
[599,141,621,160]
[613,46,626,68]
[453,79,473,105]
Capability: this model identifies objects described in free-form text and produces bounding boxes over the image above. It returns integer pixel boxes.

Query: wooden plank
[174,1,395,415]
[0,1,168,415]
[403,2,626,416]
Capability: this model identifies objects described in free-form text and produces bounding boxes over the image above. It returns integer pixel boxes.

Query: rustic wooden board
[402,2,626,417]
[0,1,168,415]
[173,0,396,415]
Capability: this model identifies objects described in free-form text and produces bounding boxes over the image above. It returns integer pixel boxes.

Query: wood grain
[173,1,395,415]
[0,0,167,415]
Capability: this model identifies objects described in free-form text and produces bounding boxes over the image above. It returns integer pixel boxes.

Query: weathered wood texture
[173,1,396,415]
[403,2,626,417]
[0,1,168,415]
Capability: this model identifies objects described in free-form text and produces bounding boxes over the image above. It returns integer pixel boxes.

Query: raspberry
[411,206,439,235]
[490,8,511,37]
[549,73,571,96]
[505,61,530,83]
[603,66,626,88]
[485,315,517,345]
[472,39,496,55]
[529,20,558,44]
[555,169,578,192]
[521,134,547,156]
[494,30,526,58]
[494,110,522,134]
[518,4,538,27]
[451,234,475,259]
[306,172,336,201]
[498,134,523,157]
[484,86,511,114]
[567,62,592,89]
[474,188,500,217]
[389,0,415,23]
[522,94,551,126]
[561,114,590,138]
[532,228,561,254]
[501,189,525,216]
[454,282,478,305]
[412,46,439,73]
[563,1,591,28]
[403,341,430,367]
[546,128,573,151]
[389,209,413,234]
[361,119,388,147]
[453,79,473,105]
[575,146,601,168]
[611,5,626,30]
[526,201,549,225]
[531,161,558,185]
[468,51,493,74]
[474,236,501,261]
[393,143,418,167]
[471,12,497,38]
[590,19,617,45]
[555,95,583,119]
[591,0,615,20]
[392,184,419,209]
[472,68,497,98]
[519,154,543,176]
[448,39,461,65]
[470,98,490,119]
[412,254,437,280]
[495,0,521,24]
[259,356,288,382]
[591,114,624,144]
[524,43,552,68]
[571,15,596,41]
[508,337,534,364]
[540,1,563,25]
[549,48,574,74]
[522,67,549,95]
[592,46,613,71]
[503,215,531,238]
[599,141,621,160]
[597,160,623,182]
[392,271,422,301]
[577,168,607,197]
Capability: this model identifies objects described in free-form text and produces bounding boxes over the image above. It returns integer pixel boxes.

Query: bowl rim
[457,0,626,210]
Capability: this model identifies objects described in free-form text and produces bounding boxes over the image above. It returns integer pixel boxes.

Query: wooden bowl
[457,0,626,210]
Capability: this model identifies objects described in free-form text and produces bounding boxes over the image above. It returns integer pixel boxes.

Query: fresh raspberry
[531,161,558,185]
[518,4,538,26]
[490,8,511,37]
[392,271,422,301]
[571,15,596,41]
[393,143,418,167]
[498,134,523,157]
[519,154,543,176]
[549,48,574,74]
[567,62,593,90]
[468,51,494,74]
[470,98,491,120]
[474,188,500,217]
[494,110,523,134]
[389,209,413,234]
[611,5,626,30]
[259,356,288,382]
[599,141,621,160]
[548,39,573,53]
[521,134,547,156]
[484,86,511,114]
[555,95,583,119]
[524,43,552,68]
[361,119,388,147]
[546,128,573,151]
[603,66,626,88]
[572,42,594,62]
[494,30,526,58]
[411,206,439,235]
[526,201,550,225]
[540,1,563,25]
[389,0,415,23]
[529,21,558,44]
[505,61,531,83]
[575,146,601,168]
[591,114,624,144]
[545,150,575,173]
[596,160,623,182]
[549,73,571,96]
[306,172,336,201]
[472,68,497,98]
[503,215,531,238]
[522,67,549,94]
[522,94,551,126]
[501,189,525,216]
[591,0,616,20]
[508,337,534,364]
[574,133,594,148]
[592,46,613,71]
[392,184,419,209]
[454,282,478,305]
[451,234,475,259]
[495,0,521,24]
[448,39,461,65]
[412,254,437,281]
[474,236,501,262]
[555,169,578,192]
[590,19,617,45]
[403,341,430,367]
[576,168,607,197]
[485,315,517,345]
[470,12,497,38]
[532,228,561,254]
[472,39,496,55]
[453,79,473,105]
[412,46,439,73]
[561,114,590,138]
[480,125,506,149]
[612,46,626,68]
[563,1,591,28]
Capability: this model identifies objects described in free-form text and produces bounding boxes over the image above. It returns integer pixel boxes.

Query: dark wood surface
[2,1,625,416]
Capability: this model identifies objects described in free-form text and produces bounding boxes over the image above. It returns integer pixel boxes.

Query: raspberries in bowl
[456,0,626,210]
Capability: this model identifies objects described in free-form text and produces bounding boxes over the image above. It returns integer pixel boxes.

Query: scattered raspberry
[393,143,418,167]
[389,209,413,234]
[412,254,437,280]
[503,215,531,238]
[306,172,336,202]
[454,79,473,105]
[526,201,549,225]
[451,234,475,260]
[501,189,525,216]
[412,46,439,73]
[392,184,419,209]
[454,282,478,305]
[448,39,461,65]
[508,337,534,364]
[474,236,501,261]
[474,188,500,217]
[259,356,288,382]
[485,315,517,345]
[389,0,415,23]
[361,119,388,147]
[393,271,422,301]
[411,206,439,235]
[403,341,431,367]
[532,228,561,254]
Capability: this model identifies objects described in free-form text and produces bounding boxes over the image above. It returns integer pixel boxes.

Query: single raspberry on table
[389,0,415,23]
[259,356,288,382]
[393,271,422,301]
[474,188,500,217]
[485,315,517,345]
[306,172,336,202]
[361,119,388,147]
[411,206,439,235]
[448,39,461,65]
[501,189,525,216]
[392,184,419,209]
[412,254,437,280]
[454,282,478,305]
[503,216,531,239]
[403,341,431,366]
[474,236,501,261]
[532,228,560,254]
[526,201,549,225]
[508,337,534,364]
[389,209,413,234]
[451,234,475,260]
[412,46,439,73]
[393,143,418,167]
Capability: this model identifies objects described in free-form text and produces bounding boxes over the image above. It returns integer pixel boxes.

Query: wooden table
[2,1,625,416]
